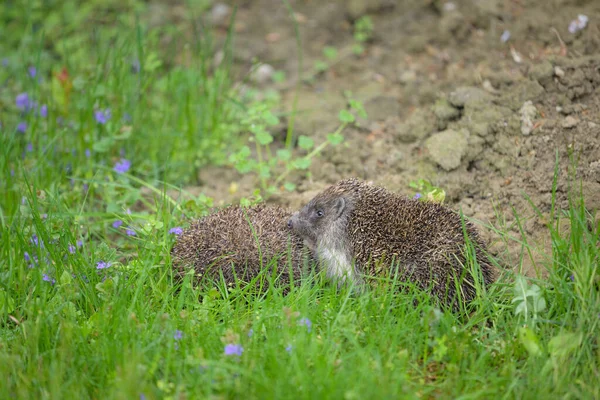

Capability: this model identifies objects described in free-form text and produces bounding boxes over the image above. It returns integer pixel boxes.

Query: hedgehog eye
[316,209,324,217]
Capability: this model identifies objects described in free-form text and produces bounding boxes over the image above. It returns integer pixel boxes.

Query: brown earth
[171,1,600,277]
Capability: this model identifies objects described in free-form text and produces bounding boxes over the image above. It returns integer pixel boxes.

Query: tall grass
[1,2,598,399]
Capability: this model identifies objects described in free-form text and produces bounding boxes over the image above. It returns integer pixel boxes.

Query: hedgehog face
[288,195,348,251]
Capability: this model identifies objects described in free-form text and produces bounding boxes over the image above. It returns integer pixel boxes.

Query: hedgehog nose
[287,218,293,229]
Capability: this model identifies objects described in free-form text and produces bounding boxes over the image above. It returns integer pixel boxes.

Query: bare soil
[185,1,600,276]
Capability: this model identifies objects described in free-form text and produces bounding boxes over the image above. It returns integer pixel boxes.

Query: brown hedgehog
[287,178,495,308]
[172,204,314,292]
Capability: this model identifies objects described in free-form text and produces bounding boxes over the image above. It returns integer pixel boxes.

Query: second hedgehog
[288,178,494,308]
[172,204,313,291]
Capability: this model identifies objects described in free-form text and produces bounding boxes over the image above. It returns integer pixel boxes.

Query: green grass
[1,3,599,399]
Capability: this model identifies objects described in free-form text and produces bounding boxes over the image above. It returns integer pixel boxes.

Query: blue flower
[126,228,136,236]
[285,344,293,353]
[112,220,123,229]
[26,143,33,152]
[16,93,32,111]
[17,122,27,133]
[169,227,183,235]
[96,261,112,270]
[113,159,131,174]
[298,317,312,332]
[224,344,244,356]
[42,273,56,285]
[39,104,48,118]
[413,193,422,200]
[28,66,37,78]
[68,244,76,254]
[85,149,91,158]
[174,330,183,340]
[94,108,111,124]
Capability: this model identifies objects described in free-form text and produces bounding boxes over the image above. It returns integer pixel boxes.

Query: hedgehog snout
[287,212,298,229]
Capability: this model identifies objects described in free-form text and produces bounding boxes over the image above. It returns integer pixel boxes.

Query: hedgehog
[287,178,495,308]
[172,204,314,292]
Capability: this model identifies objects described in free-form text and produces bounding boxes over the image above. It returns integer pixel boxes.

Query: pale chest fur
[316,236,354,282]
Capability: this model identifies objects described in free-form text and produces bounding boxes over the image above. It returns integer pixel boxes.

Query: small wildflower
[247,328,254,338]
[126,228,136,236]
[174,330,183,340]
[39,104,48,118]
[30,234,42,247]
[169,227,183,235]
[26,143,33,152]
[500,30,511,43]
[286,344,293,353]
[569,14,588,34]
[298,317,312,332]
[85,149,91,158]
[112,220,123,229]
[68,244,76,254]
[24,252,31,262]
[123,113,132,123]
[83,183,89,192]
[77,240,83,247]
[96,261,112,270]
[16,93,32,111]
[17,122,27,133]
[28,66,37,78]
[413,193,422,200]
[94,108,111,124]
[570,274,575,282]
[113,158,131,174]
[224,344,244,356]
[41,213,48,219]
[42,273,56,284]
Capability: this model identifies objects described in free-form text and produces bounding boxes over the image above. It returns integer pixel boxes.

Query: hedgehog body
[288,178,494,307]
[172,204,312,291]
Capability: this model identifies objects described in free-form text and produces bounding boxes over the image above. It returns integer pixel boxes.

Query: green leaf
[276,149,291,161]
[518,326,542,357]
[92,137,114,153]
[255,131,274,146]
[263,111,280,126]
[314,60,328,72]
[284,182,296,192]
[298,135,314,150]
[349,99,368,119]
[273,70,286,83]
[339,109,355,123]
[323,46,338,60]
[293,158,311,170]
[327,132,344,145]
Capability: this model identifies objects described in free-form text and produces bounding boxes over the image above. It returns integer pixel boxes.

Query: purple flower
[113,159,131,174]
[96,261,112,270]
[40,213,48,219]
[247,329,254,338]
[224,344,244,356]
[39,104,48,118]
[298,317,312,332]
[16,93,32,111]
[126,228,136,236]
[68,244,76,254]
[413,193,422,200]
[24,252,31,262]
[42,273,56,285]
[285,344,293,353]
[569,14,588,34]
[28,66,37,78]
[17,122,27,133]
[26,143,33,152]
[169,227,183,235]
[85,149,91,158]
[30,234,42,247]
[112,220,123,228]
[570,274,575,282]
[94,108,111,124]
[174,330,183,340]
[77,240,83,247]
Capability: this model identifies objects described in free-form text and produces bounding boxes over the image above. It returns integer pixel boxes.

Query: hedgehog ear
[333,197,346,218]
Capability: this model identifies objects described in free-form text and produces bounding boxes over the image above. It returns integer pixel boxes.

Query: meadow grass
[1,3,599,399]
